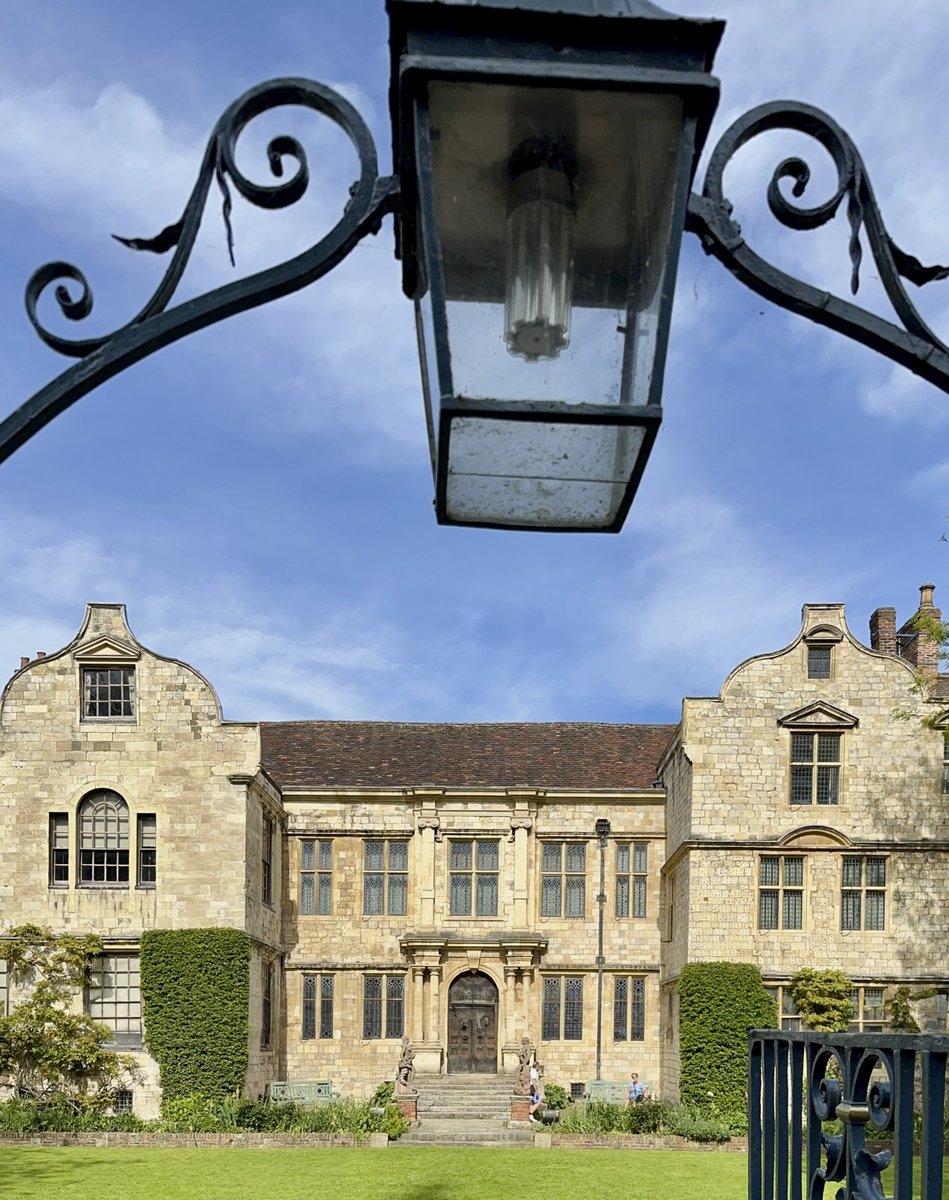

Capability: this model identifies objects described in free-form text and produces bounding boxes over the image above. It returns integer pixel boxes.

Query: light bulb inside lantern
[504,140,577,363]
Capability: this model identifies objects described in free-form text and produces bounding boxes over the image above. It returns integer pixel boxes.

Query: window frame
[612,975,646,1042]
[300,838,333,916]
[80,666,136,722]
[790,731,842,805]
[85,953,142,1046]
[261,959,274,1050]
[841,855,887,931]
[541,975,584,1041]
[540,841,587,919]
[448,838,500,917]
[49,812,69,887]
[757,854,805,930]
[362,974,405,1039]
[765,985,803,1031]
[302,973,334,1040]
[0,959,7,1017]
[615,841,648,919]
[137,814,156,889]
[849,985,886,1032]
[78,790,130,888]
[363,840,409,917]
[261,813,274,907]
[807,645,832,679]
[942,732,949,795]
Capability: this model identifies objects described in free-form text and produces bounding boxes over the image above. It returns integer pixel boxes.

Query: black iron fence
[749,1030,947,1200]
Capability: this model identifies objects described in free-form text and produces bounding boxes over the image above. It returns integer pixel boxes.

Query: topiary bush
[541,1083,570,1110]
[678,961,777,1115]
[140,929,251,1106]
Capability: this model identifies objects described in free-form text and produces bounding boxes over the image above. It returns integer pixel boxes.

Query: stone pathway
[393,1117,536,1148]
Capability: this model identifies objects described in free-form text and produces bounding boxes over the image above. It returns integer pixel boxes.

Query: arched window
[78,790,129,885]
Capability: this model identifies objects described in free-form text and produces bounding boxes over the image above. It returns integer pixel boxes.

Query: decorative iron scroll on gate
[749,1030,947,1200]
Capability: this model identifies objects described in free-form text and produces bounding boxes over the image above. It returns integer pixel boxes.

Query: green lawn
[1,1146,749,1200]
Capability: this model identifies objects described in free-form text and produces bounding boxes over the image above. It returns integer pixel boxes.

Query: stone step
[394,1119,534,1148]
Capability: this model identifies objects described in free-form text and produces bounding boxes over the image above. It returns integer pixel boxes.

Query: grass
[1,1146,749,1200]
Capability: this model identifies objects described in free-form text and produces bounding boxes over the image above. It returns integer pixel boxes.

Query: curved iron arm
[0,77,400,466]
[686,99,949,393]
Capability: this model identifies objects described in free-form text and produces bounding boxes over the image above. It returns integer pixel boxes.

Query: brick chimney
[897,583,942,676]
[869,607,897,654]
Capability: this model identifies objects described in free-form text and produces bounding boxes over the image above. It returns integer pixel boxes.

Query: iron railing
[750,1030,947,1200]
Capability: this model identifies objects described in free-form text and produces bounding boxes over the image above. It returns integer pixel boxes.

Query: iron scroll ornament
[686,100,949,392]
[0,77,400,465]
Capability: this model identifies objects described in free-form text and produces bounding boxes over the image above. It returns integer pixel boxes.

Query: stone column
[504,967,518,1045]
[429,966,442,1047]
[412,966,425,1042]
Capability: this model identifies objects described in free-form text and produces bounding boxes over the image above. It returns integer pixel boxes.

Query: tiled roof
[260,721,676,792]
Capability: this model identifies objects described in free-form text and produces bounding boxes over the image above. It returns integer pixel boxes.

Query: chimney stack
[869,607,897,654]
[897,583,942,677]
[19,656,29,669]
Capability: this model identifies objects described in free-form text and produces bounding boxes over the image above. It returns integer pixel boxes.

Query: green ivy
[678,962,777,1114]
[140,929,251,1106]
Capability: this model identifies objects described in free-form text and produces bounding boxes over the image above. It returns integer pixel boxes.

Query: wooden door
[447,972,498,1073]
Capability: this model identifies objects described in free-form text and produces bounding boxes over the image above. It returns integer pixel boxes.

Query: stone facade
[0,592,946,1118]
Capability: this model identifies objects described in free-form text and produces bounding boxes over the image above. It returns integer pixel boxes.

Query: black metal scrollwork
[687,100,949,394]
[808,1043,894,1200]
[2,77,400,464]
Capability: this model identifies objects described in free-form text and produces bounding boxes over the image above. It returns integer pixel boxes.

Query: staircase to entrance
[395,1072,534,1147]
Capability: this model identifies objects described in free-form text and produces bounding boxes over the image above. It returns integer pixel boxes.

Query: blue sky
[0,0,946,724]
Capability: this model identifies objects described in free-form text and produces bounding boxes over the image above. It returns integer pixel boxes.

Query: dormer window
[82,666,135,720]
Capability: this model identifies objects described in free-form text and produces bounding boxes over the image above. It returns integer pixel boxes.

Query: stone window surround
[757,852,805,930]
[541,974,584,1041]
[540,841,587,919]
[79,664,137,723]
[615,841,648,919]
[849,984,886,1031]
[85,951,142,1047]
[362,973,405,1040]
[448,837,500,918]
[613,974,646,1041]
[302,973,334,1040]
[363,839,409,917]
[841,854,887,931]
[299,837,333,916]
[802,623,843,683]
[778,701,858,809]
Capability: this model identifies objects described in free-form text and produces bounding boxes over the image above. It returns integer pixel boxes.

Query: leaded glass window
[82,666,135,720]
[78,790,129,885]
[542,975,583,1040]
[449,839,499,916]
[261,959,273,1049]
[616,842,648,918]
[807,645,832,679]
[302,974,334,1040]
[363,975,404,1039]
[758,855,804,930]
[842,856,886,930]
[540,842,586,918]
[261,814,273,906]
[613,976,646,1041]
[790,732,841,804]
[300,839,333,916]
[363,840,408,916]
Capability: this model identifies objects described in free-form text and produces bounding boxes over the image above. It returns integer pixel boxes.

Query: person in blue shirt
[625,1072,646,1106]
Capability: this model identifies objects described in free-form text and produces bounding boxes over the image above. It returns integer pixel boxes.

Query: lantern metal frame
[2,20,948,513]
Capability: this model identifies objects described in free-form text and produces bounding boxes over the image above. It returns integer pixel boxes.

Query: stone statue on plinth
[395,1036,416,1094]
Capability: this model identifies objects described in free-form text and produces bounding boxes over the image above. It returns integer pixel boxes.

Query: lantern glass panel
[421,80,688,408]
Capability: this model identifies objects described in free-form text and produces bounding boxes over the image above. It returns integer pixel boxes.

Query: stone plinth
[395,1092,418,1122]
[511,1096,532,1122]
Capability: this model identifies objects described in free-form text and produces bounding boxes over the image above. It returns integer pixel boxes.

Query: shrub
[371,1080,394,1107]
[665,1104,731,1143]
[541,1083,570,1110]
[679,961,776,1115]
[621,1098,674,1134]
[0,1097,148,1132]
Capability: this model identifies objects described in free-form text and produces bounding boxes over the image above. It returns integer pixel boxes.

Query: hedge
[678,961,777,1115]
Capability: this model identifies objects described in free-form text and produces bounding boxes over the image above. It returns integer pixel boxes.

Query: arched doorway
[447,971,498,1073]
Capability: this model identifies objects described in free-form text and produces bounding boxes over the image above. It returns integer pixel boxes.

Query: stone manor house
[0,587,946,1117]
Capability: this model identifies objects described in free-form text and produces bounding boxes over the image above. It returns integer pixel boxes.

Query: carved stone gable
[777,700,858,729]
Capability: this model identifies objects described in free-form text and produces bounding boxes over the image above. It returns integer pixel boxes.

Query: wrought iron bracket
[0,77,401,466]
[686,99,949,393]
[5,90,949,469]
